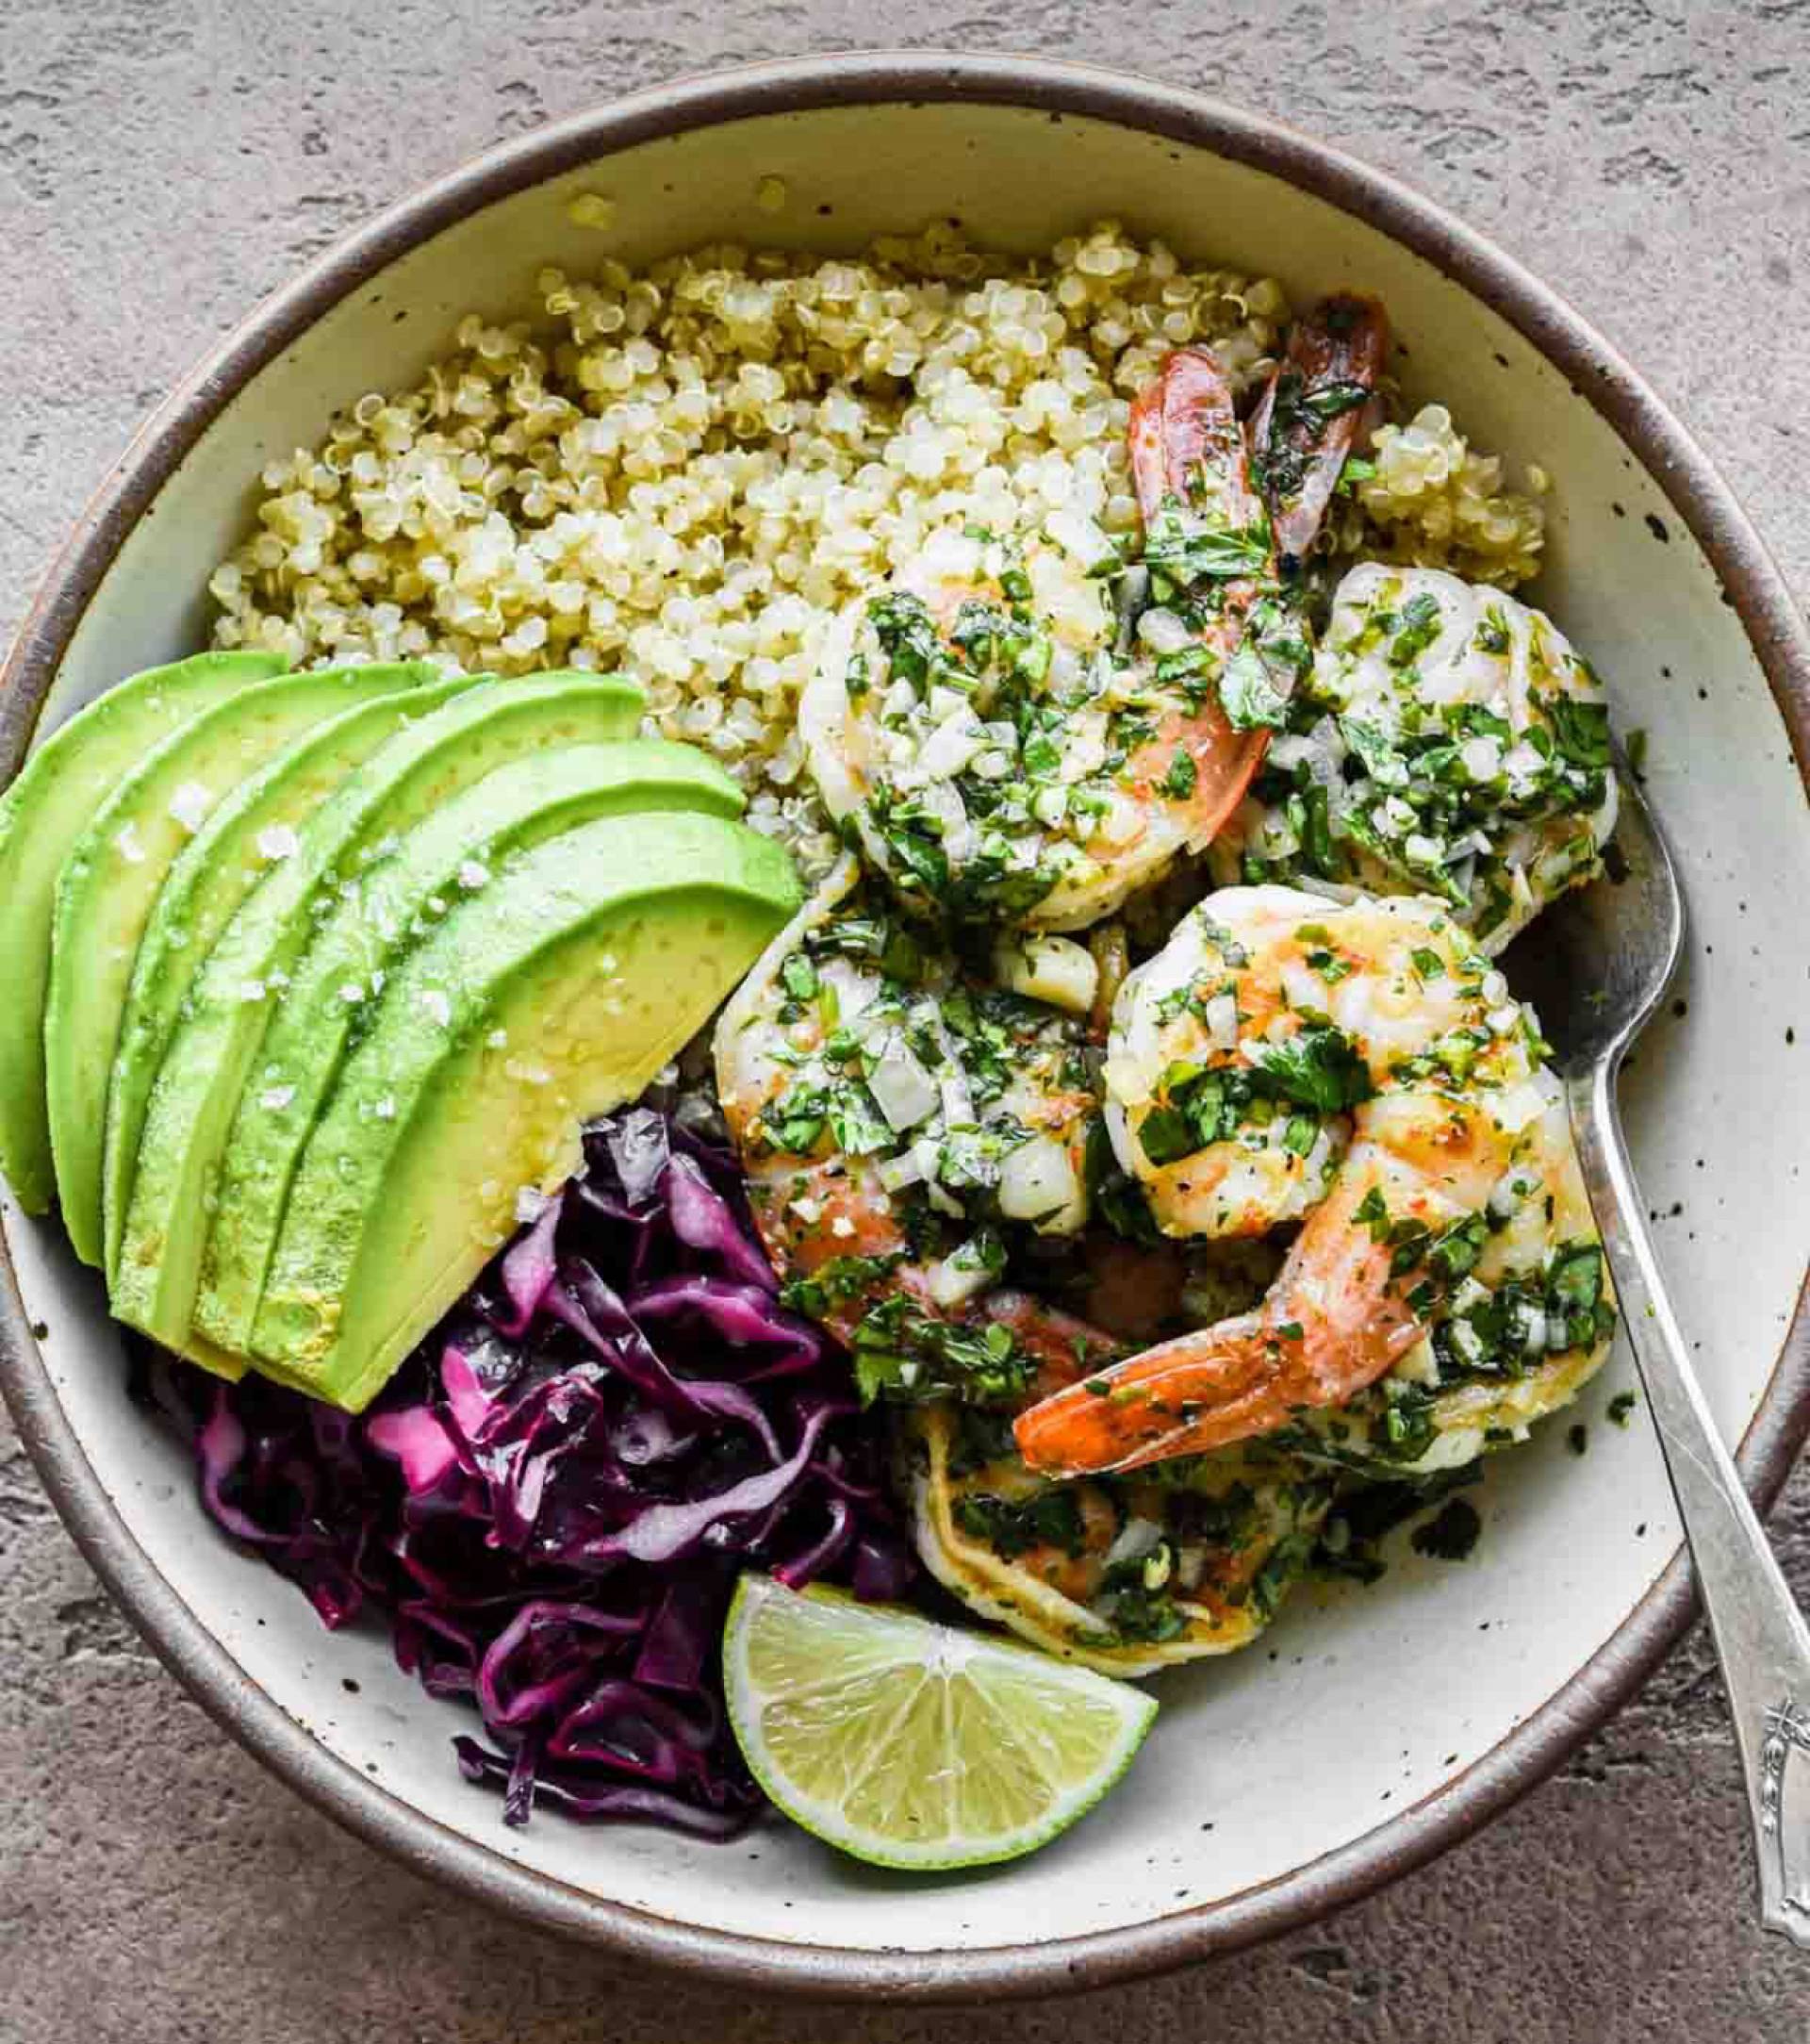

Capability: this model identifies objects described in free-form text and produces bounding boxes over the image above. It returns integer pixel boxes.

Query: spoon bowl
[1505,753,1685,1078]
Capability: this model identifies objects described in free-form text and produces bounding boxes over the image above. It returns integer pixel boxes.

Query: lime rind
[723,1576,1157,1871]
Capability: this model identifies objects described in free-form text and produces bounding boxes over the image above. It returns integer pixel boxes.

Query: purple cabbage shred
[139,1101,913,1841]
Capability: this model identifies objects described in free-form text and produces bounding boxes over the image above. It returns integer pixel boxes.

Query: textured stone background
[3,2,1808,2037]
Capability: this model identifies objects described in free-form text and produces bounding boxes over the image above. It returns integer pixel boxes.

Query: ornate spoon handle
[1569,1059,1810,1947]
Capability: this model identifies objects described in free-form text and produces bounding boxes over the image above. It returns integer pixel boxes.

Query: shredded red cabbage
[138,1101,913,1840]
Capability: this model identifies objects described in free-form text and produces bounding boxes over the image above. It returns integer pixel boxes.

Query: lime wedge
[723,1575,1157,1871]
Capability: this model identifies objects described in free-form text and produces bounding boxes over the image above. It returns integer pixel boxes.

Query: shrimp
[713,853,1113,1403]
[1102,883,1516,1241]
[798,297,1389,933]
[1209,562,1619,952]
[1013,884,1611,1476]
[905,1399,1335,1676]
[1291,1080,1617,1478]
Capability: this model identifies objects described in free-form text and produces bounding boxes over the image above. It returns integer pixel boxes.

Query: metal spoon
[1508,755,1810,1947]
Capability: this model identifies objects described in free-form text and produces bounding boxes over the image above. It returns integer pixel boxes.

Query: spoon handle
[1570,1059,1810,1948]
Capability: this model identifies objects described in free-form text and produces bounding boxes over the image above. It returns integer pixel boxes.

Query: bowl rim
[4,47,1808,2004]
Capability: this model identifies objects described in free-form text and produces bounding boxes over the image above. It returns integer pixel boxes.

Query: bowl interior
[8,91,1810,1965]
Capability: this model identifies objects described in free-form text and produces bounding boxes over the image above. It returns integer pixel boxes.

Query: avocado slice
[48,664,442,1267]
[249,808,798,1410]
[0,650,287,1213]
[103,664,460,1278]
[193,738,744,1355]
[110,671,646,1361]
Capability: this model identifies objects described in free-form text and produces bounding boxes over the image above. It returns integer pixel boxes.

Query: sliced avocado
[103,665,461,1279]
[0,651,287,1212]
[111,671,647,1362]
[48,664,441,1267]
[194,738,743,1355]
[250,809,798,1410]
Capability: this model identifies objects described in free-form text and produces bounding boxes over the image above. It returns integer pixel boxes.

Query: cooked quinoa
[208,221,1547,872]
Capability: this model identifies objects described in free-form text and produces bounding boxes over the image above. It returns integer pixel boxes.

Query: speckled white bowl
[5,52,1809,2003]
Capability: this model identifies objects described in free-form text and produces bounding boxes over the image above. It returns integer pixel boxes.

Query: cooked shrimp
[1209,562,1619,951]
[905,1400,1334,1676]
[1289,1081,1617,1478]
[798,299,1388,933]
[713,853,1114,1403]
[1014,885,1599,1475]
[1103,883,1523,1240]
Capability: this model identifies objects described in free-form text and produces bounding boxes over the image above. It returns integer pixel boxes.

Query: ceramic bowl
[4,51,1809,2003]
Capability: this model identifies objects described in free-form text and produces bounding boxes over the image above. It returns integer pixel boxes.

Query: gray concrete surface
[3,2,1808,2037]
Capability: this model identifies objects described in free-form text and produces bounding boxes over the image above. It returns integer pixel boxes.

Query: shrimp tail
[1015,1310,1278,1475]
[1250,293,1390,567]
[1125,346,1279,856]
[1127,344,1265,540]
[1013,1159,1422,1475]
[1012,1293,1421,1476]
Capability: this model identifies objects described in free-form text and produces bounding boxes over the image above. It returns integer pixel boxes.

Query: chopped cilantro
[1247,1529,1317,1620]
[1389,591,1445,670]
[1550,1242,1604,1311]
[781,1252,904,1320]
[779,953,819,1001]
[1218,640,1291,733]
[851,1294,1036,1406]
[1546,696,1612,769]
[1137,1105,1199,1168]
[1341,717,1402,780]
[1473,608,1512,657]
[1143,495,1273,585]
[953,1489,1087,1560]
[1100,1574,1190,1644]
[1306,947,1354,984]
[867,590,942,690]
[1246,1022,1374,1114]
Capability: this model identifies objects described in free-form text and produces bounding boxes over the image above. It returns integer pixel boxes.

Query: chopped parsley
[780,1252,904,1320]
[850,1294,1036,1406]
[1142,494,1273,587]
[779,952,819,1002]
[1545,696,1612,769]
[1138,1020,1371,1170]
[1246,1022,1374,1115]
[867,590,943,689]
[1388,591,1445,670]
[953,1488,1087,1559]
[1219,640,1292,732]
